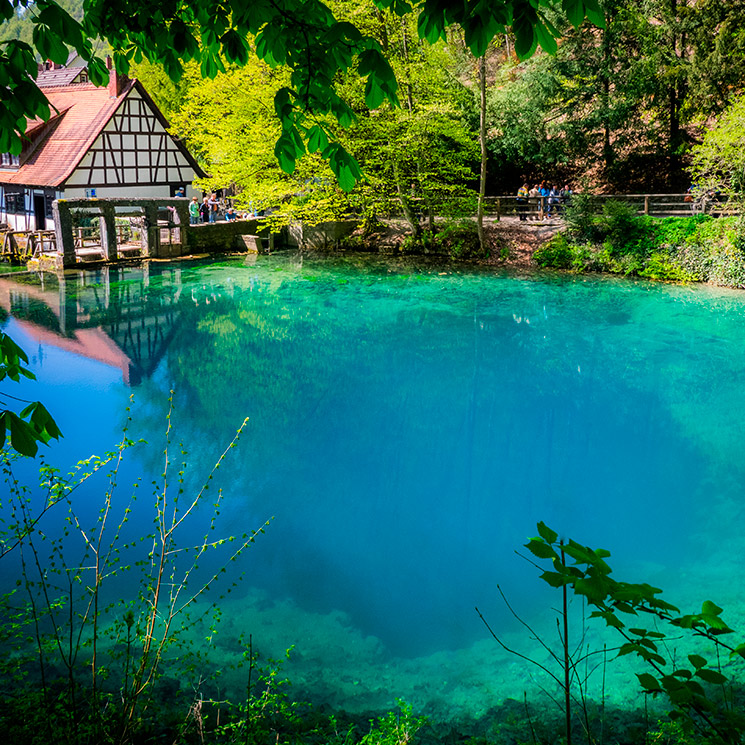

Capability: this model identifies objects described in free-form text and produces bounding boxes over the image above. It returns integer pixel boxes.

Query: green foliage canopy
[1,0,604,189]
[690,94,745,198]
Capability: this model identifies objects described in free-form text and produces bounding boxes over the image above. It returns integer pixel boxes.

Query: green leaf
[220,29,248,64]
[688,654,707,669]
[695,668,727,685]
[671,669,693,679]
[583,0,605,28]
[274,88,294,122]
[307,125,329,154]
[536,522,557,544]
[525,538,558,560]
[539,571,569,588]
[702,600,723,616]
[534,20,557,55]
[417,7,446,44]
[274,133,297,174]
[8,411,39,457]
[365,78,385,109]
[326,146,361,192]
[562,0,585,28]
[562,541,594,565]
[637,673,661,692]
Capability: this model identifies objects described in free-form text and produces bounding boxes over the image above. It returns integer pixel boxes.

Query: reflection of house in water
[0,265,187,385]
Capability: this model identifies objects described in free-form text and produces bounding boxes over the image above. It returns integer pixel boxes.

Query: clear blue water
[2,255,745,720]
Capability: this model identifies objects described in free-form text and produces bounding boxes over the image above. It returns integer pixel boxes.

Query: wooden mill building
[0,60,205,231]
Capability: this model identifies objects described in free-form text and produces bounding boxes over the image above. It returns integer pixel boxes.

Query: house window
[0,153,20,168]
[5,191,25,214]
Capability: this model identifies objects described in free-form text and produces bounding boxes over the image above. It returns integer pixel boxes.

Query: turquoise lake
[2,254,745,723]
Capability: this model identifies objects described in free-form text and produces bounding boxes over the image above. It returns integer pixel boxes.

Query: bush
[534,233,573,268]
[596,200,654,255]
[401,221,489,261]
[537,205,745,287]
[639,252,697,282]
[436,220,487,260]
[563,193,600,242]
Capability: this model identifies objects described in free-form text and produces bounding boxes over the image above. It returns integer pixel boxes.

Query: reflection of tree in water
[8,257,745,659]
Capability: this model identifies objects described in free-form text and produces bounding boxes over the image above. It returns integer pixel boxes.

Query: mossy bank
[533,196,745,288]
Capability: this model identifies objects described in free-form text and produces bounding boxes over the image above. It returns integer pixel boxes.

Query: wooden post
[495,197,501,222]
[143,206,160,257]
[644,195,649,215]
[99,205,117,261]
[53,200,76,268]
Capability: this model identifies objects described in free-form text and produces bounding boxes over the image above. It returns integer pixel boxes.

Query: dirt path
[366,216,563,267]
[486,216,563,267]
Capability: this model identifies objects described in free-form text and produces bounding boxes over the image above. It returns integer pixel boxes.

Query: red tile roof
[0,80,136,188]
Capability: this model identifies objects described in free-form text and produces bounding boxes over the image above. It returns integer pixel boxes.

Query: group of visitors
[516,182,573,221]
[185,192,244,225]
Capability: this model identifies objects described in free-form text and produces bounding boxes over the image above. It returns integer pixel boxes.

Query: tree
[334,6,479,233]
[485,0,745,192]
[689,93,745,199]
[1,0,604,190]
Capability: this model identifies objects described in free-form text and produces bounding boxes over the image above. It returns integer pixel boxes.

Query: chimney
[106,56,129,98]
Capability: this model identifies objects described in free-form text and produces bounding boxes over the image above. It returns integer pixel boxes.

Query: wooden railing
[1,229,57,262]
[486,193,737,220]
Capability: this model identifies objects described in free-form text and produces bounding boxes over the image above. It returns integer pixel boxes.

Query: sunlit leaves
[323,142,362,192]
[358,48,398,109]
[1,0,606,189]
[307,124,329,153]
[562,0,605,29]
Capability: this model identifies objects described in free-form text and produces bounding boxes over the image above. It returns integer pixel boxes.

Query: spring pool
[2,254,745,722]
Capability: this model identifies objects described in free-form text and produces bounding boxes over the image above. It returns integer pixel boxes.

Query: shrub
[639,252,696,282]
[655,214,712,248]
[595,200,654,256]
[563,193,601,242]
[433,220,488,260]
[534,233,573,268]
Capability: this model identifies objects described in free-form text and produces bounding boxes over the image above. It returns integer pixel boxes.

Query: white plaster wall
[63,185,174,199]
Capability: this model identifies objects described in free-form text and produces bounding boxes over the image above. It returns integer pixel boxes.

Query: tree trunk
[601,18,614,173]
[394,162,420,238]
[477,54,487,253]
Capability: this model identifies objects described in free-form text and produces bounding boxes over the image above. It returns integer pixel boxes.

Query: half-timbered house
[0,61,206,231]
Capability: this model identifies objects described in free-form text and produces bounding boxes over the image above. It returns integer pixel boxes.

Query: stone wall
[286,220,358,249]
[185,220,270,253]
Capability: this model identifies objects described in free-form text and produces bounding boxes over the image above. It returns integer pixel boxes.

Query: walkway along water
[0,192,736,271]
[50,197,272,268]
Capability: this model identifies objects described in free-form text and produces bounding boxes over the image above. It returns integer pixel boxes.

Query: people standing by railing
[560,185,573,211]
[189,197,200,225]
[548,185,560,217]
[208,193,219,223]
[517,183,529,221]
[528,184,541,219]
